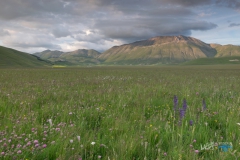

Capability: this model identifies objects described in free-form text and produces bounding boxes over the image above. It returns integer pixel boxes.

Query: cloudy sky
[0,0,239,53]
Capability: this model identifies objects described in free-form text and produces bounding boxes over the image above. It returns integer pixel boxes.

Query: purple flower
[189,120,193,126]
[179,109,185,119]
[42,144,47,148]
[195,150,199,153]
[173,95,178,111]
[17,150,22,154]
[202,99,207,111]
[33,140,38,144]
[182,99,187,111]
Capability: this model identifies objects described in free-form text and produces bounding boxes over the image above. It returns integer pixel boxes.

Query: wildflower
[55,128,60,131]
[98,155,102,159]
[195,150,199,153]
[164,152,167,156]
[173,95,178,112]
[69,112,73,115]
[179,109,185,119]
[190,145,193,148]
[193,139,196,143]
[237,123,240,126]
[33,140,38,144]
[189,120,193,126]
[91,142,96,145]
[70,140,73,143]
[17,144,22,148]
[42,144,47,148]
[182,99,187,111]
[35,144,39,147]
[17,150,22,154]
[202,99,207,111]
[48,119,53,127]
[77,136,80,141]
[1,152,4,155]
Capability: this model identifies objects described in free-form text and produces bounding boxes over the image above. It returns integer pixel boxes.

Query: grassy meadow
[0,66,240,159]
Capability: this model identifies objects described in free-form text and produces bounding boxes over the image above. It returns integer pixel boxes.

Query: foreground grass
[0,66,240,159]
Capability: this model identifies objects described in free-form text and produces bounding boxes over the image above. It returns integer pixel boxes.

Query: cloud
[0,29,10,36]
[2,32,61,51]
[229,23,240,27]
[0,0,236,52]
[52,26,71,38]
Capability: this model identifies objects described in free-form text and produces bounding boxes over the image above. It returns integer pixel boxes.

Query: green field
[183,57,240,65]
[0,66,240,159]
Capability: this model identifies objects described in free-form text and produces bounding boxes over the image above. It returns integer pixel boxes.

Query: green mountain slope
[99,35,217,65]
[0,46,52,68]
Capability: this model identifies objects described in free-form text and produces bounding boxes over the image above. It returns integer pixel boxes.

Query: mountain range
[1,35,240,67]
[34,49,101,66]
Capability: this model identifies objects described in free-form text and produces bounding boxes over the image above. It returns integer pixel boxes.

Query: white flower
[70,139,73,143]
[237,123,240,126]
[48,119,53,127]
[77,136,80,141]
[91,142,96,145]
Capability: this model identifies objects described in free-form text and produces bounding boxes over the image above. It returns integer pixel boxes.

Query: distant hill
[98,35,217,65]
[0,46,52,68]
[34,49,101,65]
[210,44,240,57]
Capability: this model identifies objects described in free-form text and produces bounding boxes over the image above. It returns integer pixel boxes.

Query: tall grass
[0,66,240,159]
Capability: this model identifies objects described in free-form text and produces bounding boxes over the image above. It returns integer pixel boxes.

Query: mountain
[34,49,101,65]
[98,35,217,65]
[0,46,52,68]
[210,44,240,57]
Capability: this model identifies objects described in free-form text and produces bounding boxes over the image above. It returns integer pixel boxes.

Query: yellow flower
[150,124,153,127]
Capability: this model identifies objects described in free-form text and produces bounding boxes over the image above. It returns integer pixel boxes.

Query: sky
[0,0,239,53]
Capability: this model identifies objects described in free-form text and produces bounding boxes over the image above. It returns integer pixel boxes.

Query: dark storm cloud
[95,17,217,42]
[229,23,240,27]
